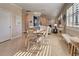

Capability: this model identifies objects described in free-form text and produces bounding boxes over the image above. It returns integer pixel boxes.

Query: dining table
[26,29,47,50]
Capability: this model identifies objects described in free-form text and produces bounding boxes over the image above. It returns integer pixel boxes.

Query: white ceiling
[16,3,64,19]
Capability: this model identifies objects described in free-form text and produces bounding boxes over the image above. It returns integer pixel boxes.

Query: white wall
[0,9,11,42]
[0,4,22,42]
[49,19,55,26]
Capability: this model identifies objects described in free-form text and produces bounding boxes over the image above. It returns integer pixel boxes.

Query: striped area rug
[14,37,52,56]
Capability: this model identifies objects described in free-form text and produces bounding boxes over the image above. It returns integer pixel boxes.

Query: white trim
[9,3,22,10]
[11,33,22,39]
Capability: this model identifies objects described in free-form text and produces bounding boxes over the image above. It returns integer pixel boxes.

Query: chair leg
[70,45,77,56]
[68,43,71,54]
[71,44,74,56]
[73,46,77,56]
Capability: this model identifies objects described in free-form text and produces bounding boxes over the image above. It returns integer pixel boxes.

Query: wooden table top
[33,30,46,33]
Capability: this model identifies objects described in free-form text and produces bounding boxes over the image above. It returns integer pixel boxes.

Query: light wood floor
[14,34,70,56]
[0,35,26,56]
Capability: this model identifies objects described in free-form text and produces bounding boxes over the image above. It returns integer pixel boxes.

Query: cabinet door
[0,9,11,42]
[16,15,22,34]
[11,14,22,39]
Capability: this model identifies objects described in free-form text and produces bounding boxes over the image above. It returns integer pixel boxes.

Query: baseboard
[0,33,22,44]
[12,33,22,39]
[0,39,11,44]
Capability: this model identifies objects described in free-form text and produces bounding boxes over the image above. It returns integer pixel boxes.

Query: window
[66,3,79,27]
[67,5,73,27]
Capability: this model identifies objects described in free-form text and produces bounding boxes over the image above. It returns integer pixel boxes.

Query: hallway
[0,3,79,56]
[14,34,70,56]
